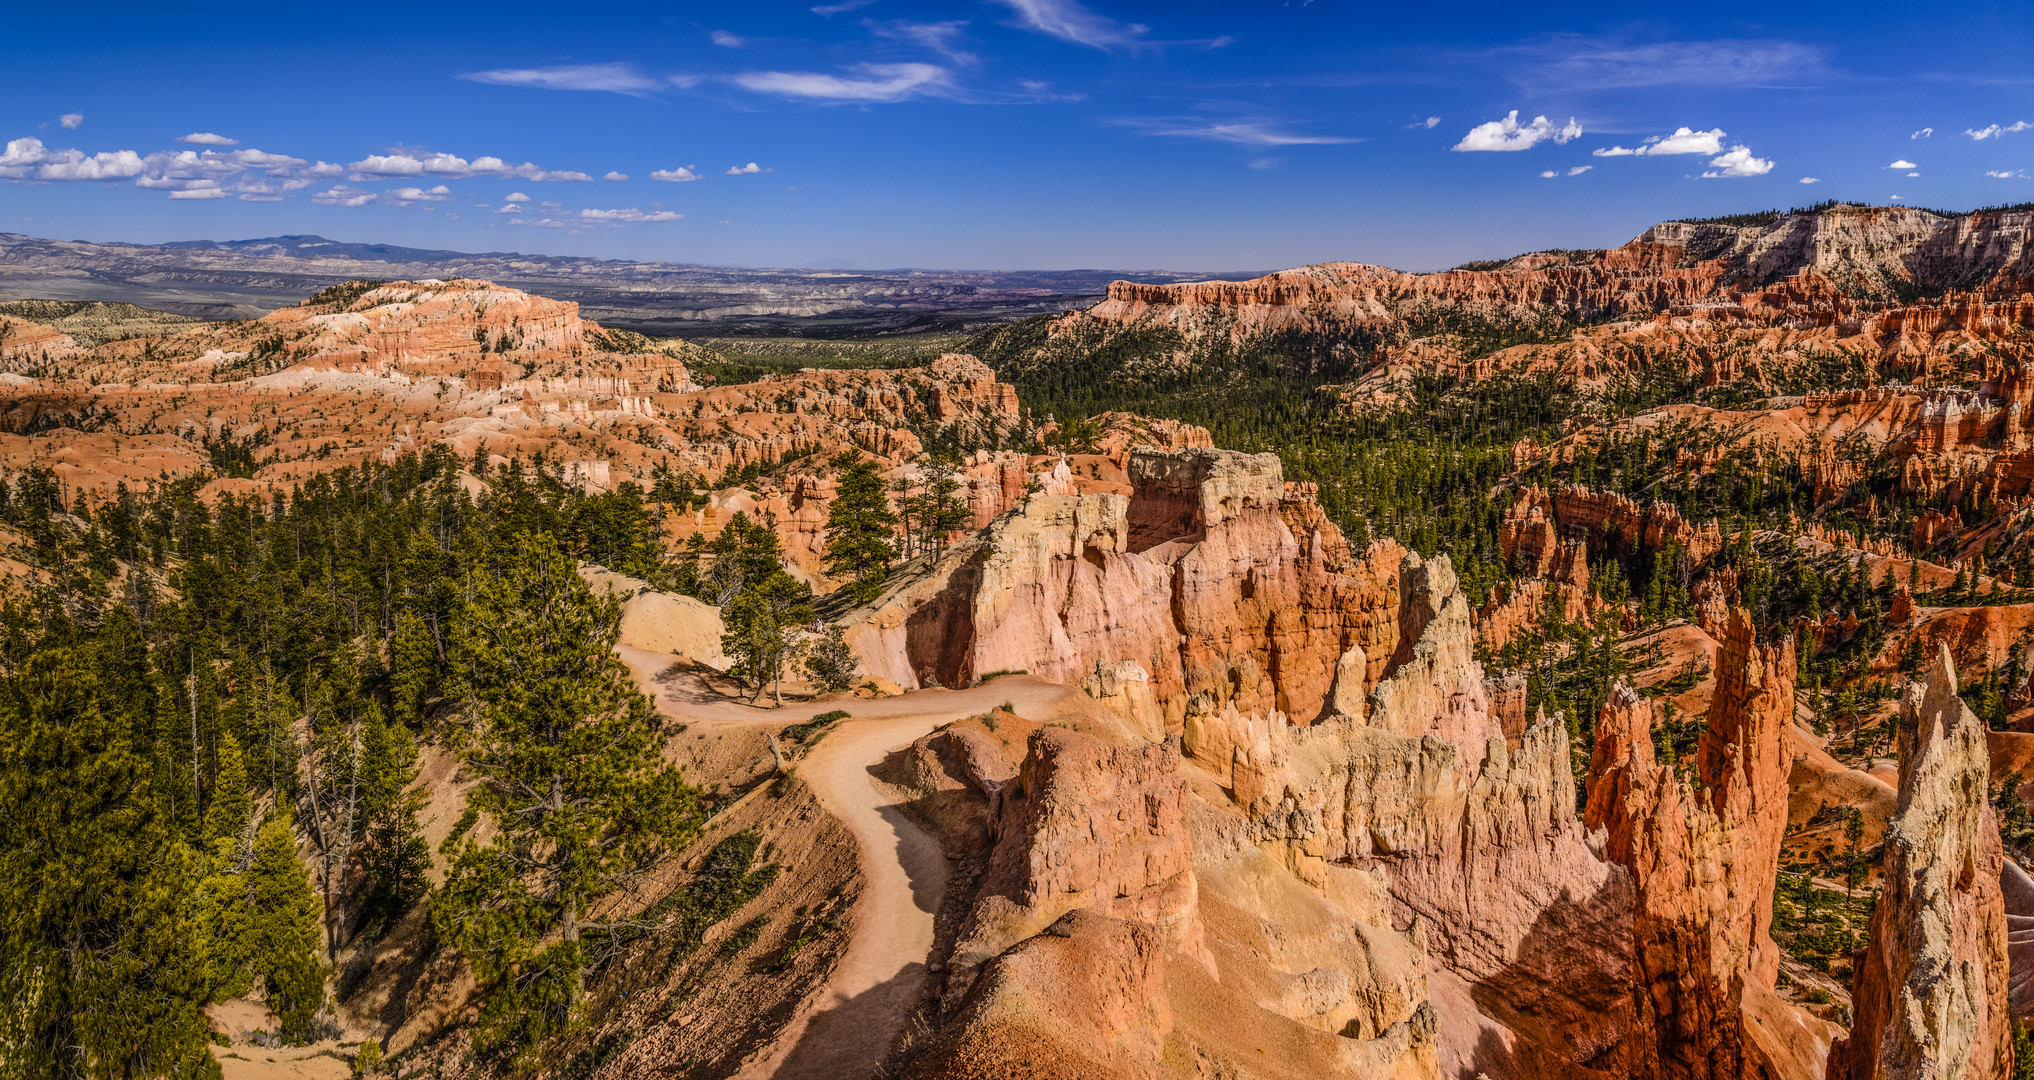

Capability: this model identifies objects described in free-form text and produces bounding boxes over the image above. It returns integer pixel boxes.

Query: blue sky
[2,0,2030,271]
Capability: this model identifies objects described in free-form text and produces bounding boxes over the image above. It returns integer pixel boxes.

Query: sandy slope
[616,645,1079,1079]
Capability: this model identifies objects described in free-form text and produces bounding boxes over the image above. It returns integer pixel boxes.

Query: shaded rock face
[847,447,1408,736]
[1582,609,1795,1080]
[1832,646,2012,1080]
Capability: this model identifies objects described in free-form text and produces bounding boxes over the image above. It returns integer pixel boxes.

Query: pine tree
[911,474,973,556]
[803,623,861,693]
[2014,1020,2034,1080]
[386,611,439,726]
[822,455,898,603]
[246,812,327,1044]
[0,647,220,1080]
[437,534,704,1061]
[722,570,814,706]
[354,709,429,929]
[203,730,251,849]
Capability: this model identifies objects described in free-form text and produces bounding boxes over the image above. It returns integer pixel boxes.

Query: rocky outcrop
[0,281,1032,504]
[1831,646,2012,1080]
[1582,608,1797,1080]
[949,727,1204,975]
[844,447,1408,735]
[909,910,1173,1080]
[1067,206,2034,356]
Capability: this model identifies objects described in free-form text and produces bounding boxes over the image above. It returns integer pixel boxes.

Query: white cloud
[384,185,453,205]
[727,162,768,175]
[1539,170,1557,178]
[1967,121,2032,140]
[711,30,745,47]
[731,62,953,103]
[1988,170,2026,179]
[492,204,523,214]
[1700,145,1774,178]
[604,171,628,181]
[168,187,231,200]
[347,152,591,182]
[509,217,566,228]
[178,132,239,146]
[459,63,665,96]
[812,0,876,12]
[37,149,146,181]
[1121,118,1356,147]
[577,207,683,222]
[1593,126,1726,157]
[1912,127,1933,139]
[1800,176,1820,184]
[312,185,377,207]
[0,139,148,181]
[504,191,530,202]
[998,0,1148,50]
[59,114,82,130]
[1568,164,1592,175]
[867,19,977,63]
[1453,111,1582,152]
[650,167,702,182]
[1906,171,1920,178]
[1408,116,1441,129]
[1887,159,1918,170]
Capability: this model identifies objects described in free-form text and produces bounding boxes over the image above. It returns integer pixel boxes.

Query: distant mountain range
[0,232,1260,338]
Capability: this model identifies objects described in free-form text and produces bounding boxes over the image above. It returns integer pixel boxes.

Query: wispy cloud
[59,114,82,130]
[347,151,591,182]
[867,19,976,63]
[1700,145,1774,178]
[1408,116,1441,129]
[726,162,769,175]
[711,30,745,47]
[1987,169,2028,179]
[1967,121,2032,140]
[1912,127,1933,139]
[1452,111,1581,152]
[731,63,953,103]
[1800,176,1820,184]
[1538,165,1594,179]
[651,167,702,182]
[995,0,1226,52]
[1506,36,1828,90]
[1118,118,1358,147]
[1593,127,1726,157]
[458,63,666,96]
[811,0,876,14]
[577,207,683,222]
[178,132,239,146]
[169,187,229,200]
[997,0,1147,50]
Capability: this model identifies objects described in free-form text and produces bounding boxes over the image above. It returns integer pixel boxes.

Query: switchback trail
[618,649,1077,1079]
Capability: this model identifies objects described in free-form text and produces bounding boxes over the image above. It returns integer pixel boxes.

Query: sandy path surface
[618,646,1075,1079]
